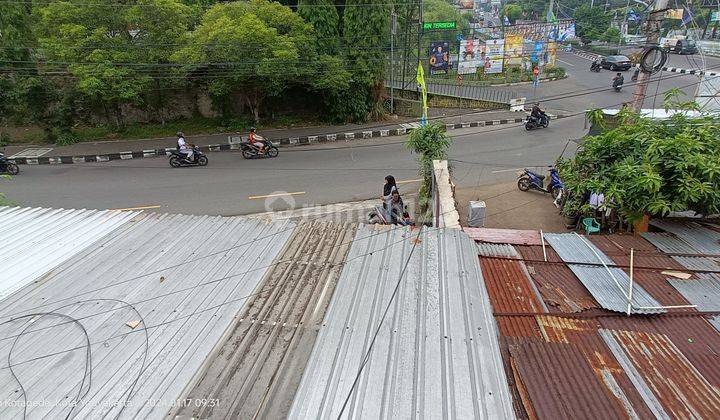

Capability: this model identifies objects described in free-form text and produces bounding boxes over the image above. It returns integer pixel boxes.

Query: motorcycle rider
[248,127,265,154]
[176,131,193,162]
[590,58,601,71]
[631,67,640,81]
[530,103,546,124]
[612,72,624,90]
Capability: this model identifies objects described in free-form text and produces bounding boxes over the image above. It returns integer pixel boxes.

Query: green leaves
[561,111,720,222]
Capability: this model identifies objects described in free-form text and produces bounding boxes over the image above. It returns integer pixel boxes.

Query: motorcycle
[590,62,601,72]
[0,153,20,175]
[169,146,208,168]
[517,167,565,208]
[241,140,279,159]
[612,77,624,92]
[525,113,549,131]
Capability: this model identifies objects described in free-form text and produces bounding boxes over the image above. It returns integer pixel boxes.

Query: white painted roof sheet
[0,211,294,419]
[290,225,515,419]
[0,206,139,301]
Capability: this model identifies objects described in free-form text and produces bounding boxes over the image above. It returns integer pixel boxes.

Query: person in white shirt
[177,132,193,162]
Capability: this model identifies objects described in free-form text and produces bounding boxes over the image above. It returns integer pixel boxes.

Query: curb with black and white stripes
[10,114,564,165]
[573,50,720,77]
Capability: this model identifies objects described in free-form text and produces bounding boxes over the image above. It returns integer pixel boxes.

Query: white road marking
[491,168,525,174]
[557,58,575,67]
[248,191,306,200]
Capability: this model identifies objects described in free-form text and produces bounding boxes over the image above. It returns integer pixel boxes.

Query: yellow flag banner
[416,62,428,125]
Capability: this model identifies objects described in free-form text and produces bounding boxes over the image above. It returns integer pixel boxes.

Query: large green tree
[297,0,340,55]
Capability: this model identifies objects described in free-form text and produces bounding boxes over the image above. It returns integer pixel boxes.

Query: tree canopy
[559,106,720,223]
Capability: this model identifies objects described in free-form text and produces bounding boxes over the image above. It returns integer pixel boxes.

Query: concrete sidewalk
[4,108,562,165]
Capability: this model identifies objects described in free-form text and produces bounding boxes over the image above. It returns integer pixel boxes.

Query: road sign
[712,11,719,22]
[423,21,457,31]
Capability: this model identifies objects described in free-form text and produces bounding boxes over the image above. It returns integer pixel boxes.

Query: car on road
[667,39,698,55]
[600,55,632,71]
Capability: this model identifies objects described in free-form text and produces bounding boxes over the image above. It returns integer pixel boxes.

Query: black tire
[266,147,279,158]
[241,149,253,159]
[197,156,208,166]
[525,122,532,131]
[169,157,181,168]
[6,163,19,175]
[517,177,530,191]
[542,118,549,128]
[611,64,617,71]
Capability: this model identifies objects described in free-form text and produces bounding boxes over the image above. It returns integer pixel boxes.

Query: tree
[573,5,612,44]
[176,0,317,122]
[343,0,390,121]
[423,0,471,44]
[559,105,720,224]
[599,27,621,44]
[297,0,340,55]
[502,4,523,25]
[406,123,452,212]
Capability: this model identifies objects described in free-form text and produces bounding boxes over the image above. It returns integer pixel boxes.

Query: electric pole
[390,8,396,114]
[630,0,670,112]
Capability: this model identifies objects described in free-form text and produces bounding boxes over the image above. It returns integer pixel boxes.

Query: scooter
[517,167,565,207]
[590,62,601,72]
[169,146,208,167]
[525,114,549,131]
[241,140,279,159]
[0,153,20,175]
[612,77,624,92]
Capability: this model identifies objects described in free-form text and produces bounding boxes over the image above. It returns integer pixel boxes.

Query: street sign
[423,21,457,31]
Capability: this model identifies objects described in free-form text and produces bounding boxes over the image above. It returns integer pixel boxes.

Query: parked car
[668,39,698,55]
[600,55,632,71]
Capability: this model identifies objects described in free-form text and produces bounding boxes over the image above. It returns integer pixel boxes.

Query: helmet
[177,131,184,137]
[250,127,256,132]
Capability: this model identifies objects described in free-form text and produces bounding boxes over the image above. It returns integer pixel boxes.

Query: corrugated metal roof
[0,212,295,419]
[672,256,720,271]
[600,328,720,418]
[464,227,542,245]
[567,265,665,314]
[669,273,720,311]
[476,242,519,258]
[290,226,515,419]
[523,263,599,313]
[650,220,720,255]
[0,206,139,301]
[710,317,720,334]
[479,258,544,314]
[544,233,615,265]
[641,232,698,254]
[175,221,357,420]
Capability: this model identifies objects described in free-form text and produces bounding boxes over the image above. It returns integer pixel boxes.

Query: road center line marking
[491,168,525,174]
[248,191,306,200]
[557,58,575,67]
[397,178,422,184]
[111,205,162,211]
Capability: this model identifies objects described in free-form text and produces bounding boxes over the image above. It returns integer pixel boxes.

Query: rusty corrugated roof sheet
[522,263,599,313]
[464,227,542,245]
[601,328,720,418]
[479,258,543,314]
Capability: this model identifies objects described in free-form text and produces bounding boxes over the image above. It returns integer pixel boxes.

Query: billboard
[429,41,451,75]
[546,42,558,68]
[459,0,473,9]
[485,39,504,74]
[505,34,523,65]
[458,39,487,75]
[504,19,576,41]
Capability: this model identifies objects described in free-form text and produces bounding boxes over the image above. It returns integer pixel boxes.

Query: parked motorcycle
[0,153,20,175]
[169,146,208,168]
[517,167,565,207]
[590,62,601,72]
[241,140,279,159]
[525,114,549,131]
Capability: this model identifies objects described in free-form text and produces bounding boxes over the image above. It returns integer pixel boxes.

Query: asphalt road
[3,51,715,215]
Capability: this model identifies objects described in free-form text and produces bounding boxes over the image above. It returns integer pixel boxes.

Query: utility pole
[631,0,670,112]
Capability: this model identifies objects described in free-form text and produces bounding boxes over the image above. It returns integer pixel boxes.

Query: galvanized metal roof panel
[669,273,720,311]
[567,265,665,314]
[641,232,698,254]
[0,206,139,301]
[290,226,515,419]
[671,256,720,272]
[544,233,614,265]
[0,212,295,419]
[650,220,720,254]
[476,242,519,258]
[710,317,720,334]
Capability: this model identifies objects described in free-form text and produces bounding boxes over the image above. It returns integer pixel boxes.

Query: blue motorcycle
[517,167,565,207]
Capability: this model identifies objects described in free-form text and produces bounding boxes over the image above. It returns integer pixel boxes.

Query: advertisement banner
[459,0,473,9]
[531,40,544,64]
[485,39,504,74]
[547,42,558,68]
[429,41,451,75]
[504,34,523,65]
[458,39,487,75]
[505,19,576,41]
[666,9,684,20]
